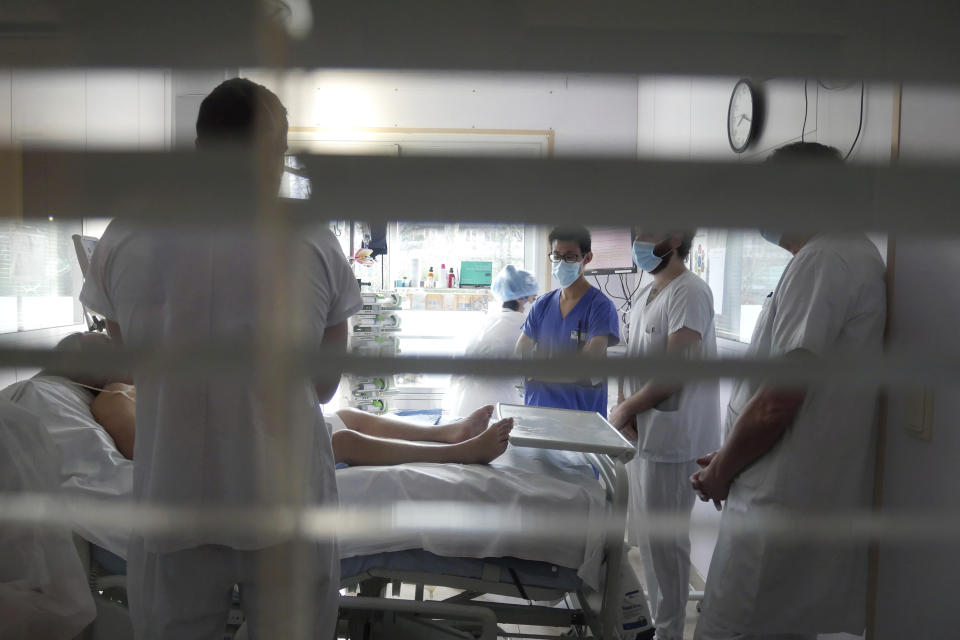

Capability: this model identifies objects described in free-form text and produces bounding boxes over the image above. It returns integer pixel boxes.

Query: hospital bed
[0,377,645,640]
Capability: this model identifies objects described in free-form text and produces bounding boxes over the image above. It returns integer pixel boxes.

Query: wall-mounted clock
[727,79,763,153]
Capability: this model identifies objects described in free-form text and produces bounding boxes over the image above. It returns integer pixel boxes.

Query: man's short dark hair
[502,299,521,311]
[196,78,287,145]
[548,226,591,255]
[767,142,843,164]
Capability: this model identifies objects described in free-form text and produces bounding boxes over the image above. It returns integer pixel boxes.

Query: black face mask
[647,241,675,275]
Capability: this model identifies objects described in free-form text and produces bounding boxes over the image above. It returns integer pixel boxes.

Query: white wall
[873,84,960,640]
[0,69,170,388]
[637,75,893,165]
[2,69,169,150]
[245,70,639,158]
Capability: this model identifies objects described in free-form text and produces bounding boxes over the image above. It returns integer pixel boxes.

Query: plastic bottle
[447,267,456,288]
[427,267,435,288]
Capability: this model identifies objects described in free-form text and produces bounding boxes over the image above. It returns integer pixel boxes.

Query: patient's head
[39,332,120,390]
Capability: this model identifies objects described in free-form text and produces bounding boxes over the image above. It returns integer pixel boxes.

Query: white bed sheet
[336,446,608,590]
[0,376,609,590]
[0,376,133,558]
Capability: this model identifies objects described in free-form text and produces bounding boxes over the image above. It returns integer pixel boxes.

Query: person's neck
[560,276,591,301]
[781,233,815,256]
[652,256,686,289]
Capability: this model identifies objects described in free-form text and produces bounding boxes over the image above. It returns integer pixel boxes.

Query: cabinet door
[86,70,140,149]
[12,71,85,147]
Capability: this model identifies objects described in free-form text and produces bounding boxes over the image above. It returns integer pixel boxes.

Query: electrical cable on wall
[592,272,645,343]
[845,81,866,160]
[819,78,866,160]
[801,78,808,142]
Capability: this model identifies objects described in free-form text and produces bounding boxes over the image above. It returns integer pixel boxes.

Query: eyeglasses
[547,252,583,264]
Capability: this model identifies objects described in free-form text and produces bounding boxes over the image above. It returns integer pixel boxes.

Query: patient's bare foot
[438,405,494,443]
[452,418,513,464]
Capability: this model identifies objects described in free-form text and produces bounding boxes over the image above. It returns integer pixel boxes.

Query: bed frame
[336,451,639,640]
[75,451,639,640]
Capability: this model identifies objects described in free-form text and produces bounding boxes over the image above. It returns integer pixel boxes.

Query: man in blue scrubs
[515,226,621,416]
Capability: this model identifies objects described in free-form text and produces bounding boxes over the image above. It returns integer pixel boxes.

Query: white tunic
[624,270,720,462]
[702,233,885,634]
[80,221,361,553]
[447,308,526,416]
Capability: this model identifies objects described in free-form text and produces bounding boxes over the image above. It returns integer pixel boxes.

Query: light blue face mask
[632,241,672,273]
[760,230,783,246]
[552,260,581,288]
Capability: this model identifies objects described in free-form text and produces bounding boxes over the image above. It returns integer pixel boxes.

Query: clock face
[728,80,756,153]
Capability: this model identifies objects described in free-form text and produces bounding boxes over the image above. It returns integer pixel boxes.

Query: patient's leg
[335,405,493,444]
[331,418,513,466]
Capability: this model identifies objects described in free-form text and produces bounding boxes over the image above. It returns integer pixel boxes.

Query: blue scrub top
[520,286,620,416]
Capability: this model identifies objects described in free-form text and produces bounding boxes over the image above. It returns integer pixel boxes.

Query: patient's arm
[91,384,136,460]
[331,418,513,466]
[335,405,493,444]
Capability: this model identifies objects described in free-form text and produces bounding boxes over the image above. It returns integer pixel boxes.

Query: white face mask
[520,296,536,317]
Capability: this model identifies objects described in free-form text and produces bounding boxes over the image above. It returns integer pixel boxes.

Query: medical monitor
[460,261,493,288]
[583,227,637,275]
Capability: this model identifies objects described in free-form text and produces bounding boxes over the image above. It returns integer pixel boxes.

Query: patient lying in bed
[50,331,513,466]
[89,381,513,466]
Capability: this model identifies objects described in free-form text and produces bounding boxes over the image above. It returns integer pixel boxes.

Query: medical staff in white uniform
[0,400,96,640]
[447,265,538,415]
[609,230,719,640]
[691,142,886,640]
[80,79,362,640]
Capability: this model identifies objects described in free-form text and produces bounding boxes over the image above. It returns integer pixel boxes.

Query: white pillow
[0,376,133,557]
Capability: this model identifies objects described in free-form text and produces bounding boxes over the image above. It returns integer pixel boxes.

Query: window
[389,222,524,290]
[388,222,526,356]
[279,129,547,358]
[0,219,83,333]
[689,229,792,343]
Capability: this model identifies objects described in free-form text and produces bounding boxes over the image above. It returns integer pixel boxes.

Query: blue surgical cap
[491,265,538,302]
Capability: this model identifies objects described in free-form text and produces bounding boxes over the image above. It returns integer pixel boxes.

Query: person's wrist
[710,450,735,486]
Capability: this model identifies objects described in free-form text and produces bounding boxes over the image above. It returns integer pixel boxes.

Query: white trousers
[127,537,339,640]
[629,456,699,640]
[693,611,816,640]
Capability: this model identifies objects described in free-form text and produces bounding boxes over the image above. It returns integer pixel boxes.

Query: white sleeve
[770,249,850,357]
[308,227,362,329]
[665,277,713,339]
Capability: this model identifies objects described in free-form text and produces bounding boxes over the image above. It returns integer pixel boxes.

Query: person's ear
[583,251,593,266]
